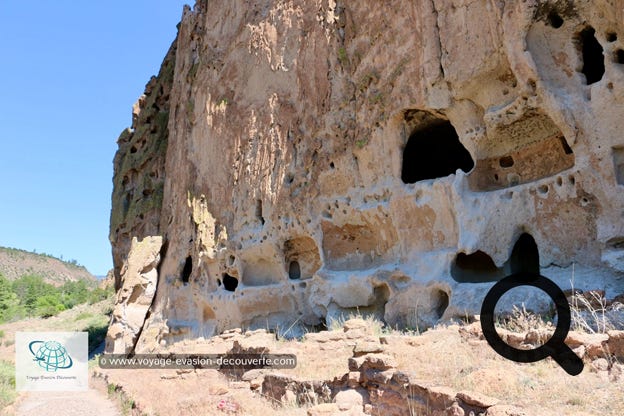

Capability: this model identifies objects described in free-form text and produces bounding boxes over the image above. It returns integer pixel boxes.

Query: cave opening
[434,289,450,319]
[401,121,474,184]
[499,156,515,168]
[577,26,605,84]
[547,11,564,29]
[223,273,238,292]
[255,200,265,225]
[450,250,502,283]
[508,233,540,275]
[288,260,301,280]
[181,256,192,283]
[615,49,624,64]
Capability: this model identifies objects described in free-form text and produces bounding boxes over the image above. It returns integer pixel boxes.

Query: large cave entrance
[401,120,474,184]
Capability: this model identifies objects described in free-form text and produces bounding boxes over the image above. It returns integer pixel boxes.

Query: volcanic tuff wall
[107,0,624,353]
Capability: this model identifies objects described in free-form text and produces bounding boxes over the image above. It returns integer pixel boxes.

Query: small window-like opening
[578,27,605,85]
[606,32,618,42]
[451,251,502,283]
[223,273,238,291]
[559,136,573,154]
[255,200,265,225]
[288,260,301,280]
[508,233,540,275]
[547,12,563,29]
[499,156,514,168]
[401,121,474,184]
[614,49,624,64]
[181,256,192,283]
[330,162,335,169]
[435,290,449,319]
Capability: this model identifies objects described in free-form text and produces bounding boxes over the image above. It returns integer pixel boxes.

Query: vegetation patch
[0,360,16,410]
[0,272,113,323]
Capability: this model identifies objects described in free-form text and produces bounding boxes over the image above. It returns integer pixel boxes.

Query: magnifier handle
[552,345,584,376]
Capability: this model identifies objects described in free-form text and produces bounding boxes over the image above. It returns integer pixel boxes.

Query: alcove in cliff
[401,120,474,184]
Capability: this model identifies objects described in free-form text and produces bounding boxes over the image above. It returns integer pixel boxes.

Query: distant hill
[0,247,97,286]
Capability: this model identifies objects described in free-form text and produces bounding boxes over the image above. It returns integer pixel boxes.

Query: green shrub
[35,294,66,318]
[0,275,22,322]
[0,360,16,409]
[0,273,112,321]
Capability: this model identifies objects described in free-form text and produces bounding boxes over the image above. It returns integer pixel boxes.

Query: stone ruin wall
[107,0,624,353]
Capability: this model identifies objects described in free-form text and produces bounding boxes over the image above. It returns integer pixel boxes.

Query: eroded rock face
[110,0,624,351]
[106,236,162,353]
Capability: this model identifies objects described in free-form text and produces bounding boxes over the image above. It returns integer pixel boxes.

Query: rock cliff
[107,0,624,353]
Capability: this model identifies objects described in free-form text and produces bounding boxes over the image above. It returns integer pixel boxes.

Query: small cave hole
[499,156,514,168]
[559,136,573,154]
[577,26,605,85]
[330,161,335,169]
[451,251,501,283]
[288,260,301,280]
[614,49,624,64]
[223,273,238,292]
[538,185,549,194]
[401,120,474,184]
[181,256,192,283]
[508,233,540,275]
[130,146,138,154]
[606,32,618,42]
[547,11,564,29]
[255,199,265,225]
[217,278,222,286]
[435,290,450,319]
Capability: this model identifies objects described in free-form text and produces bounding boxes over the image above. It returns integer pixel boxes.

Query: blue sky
[0,1,189,276]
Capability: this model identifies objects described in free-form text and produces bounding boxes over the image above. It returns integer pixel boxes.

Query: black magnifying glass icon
[480,272,584,376]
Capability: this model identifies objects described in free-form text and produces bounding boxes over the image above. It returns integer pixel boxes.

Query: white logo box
[15,332,88,391]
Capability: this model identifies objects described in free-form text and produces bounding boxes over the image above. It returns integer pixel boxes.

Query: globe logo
[28,340,74,372]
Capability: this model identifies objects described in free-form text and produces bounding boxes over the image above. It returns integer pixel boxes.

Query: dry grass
[390,323,623,415]
[570,291,620,334]
[89,300,624,416]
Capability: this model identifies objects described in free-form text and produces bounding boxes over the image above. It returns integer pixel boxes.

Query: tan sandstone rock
[108,0,624,350]
[105,236,162,353]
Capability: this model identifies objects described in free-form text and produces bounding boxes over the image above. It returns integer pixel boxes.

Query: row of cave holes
[547,11,624,84]
[180,255,303,292]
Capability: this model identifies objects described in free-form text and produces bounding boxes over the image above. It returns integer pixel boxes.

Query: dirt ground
[2,307,623,416]
[94,321,624,416]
